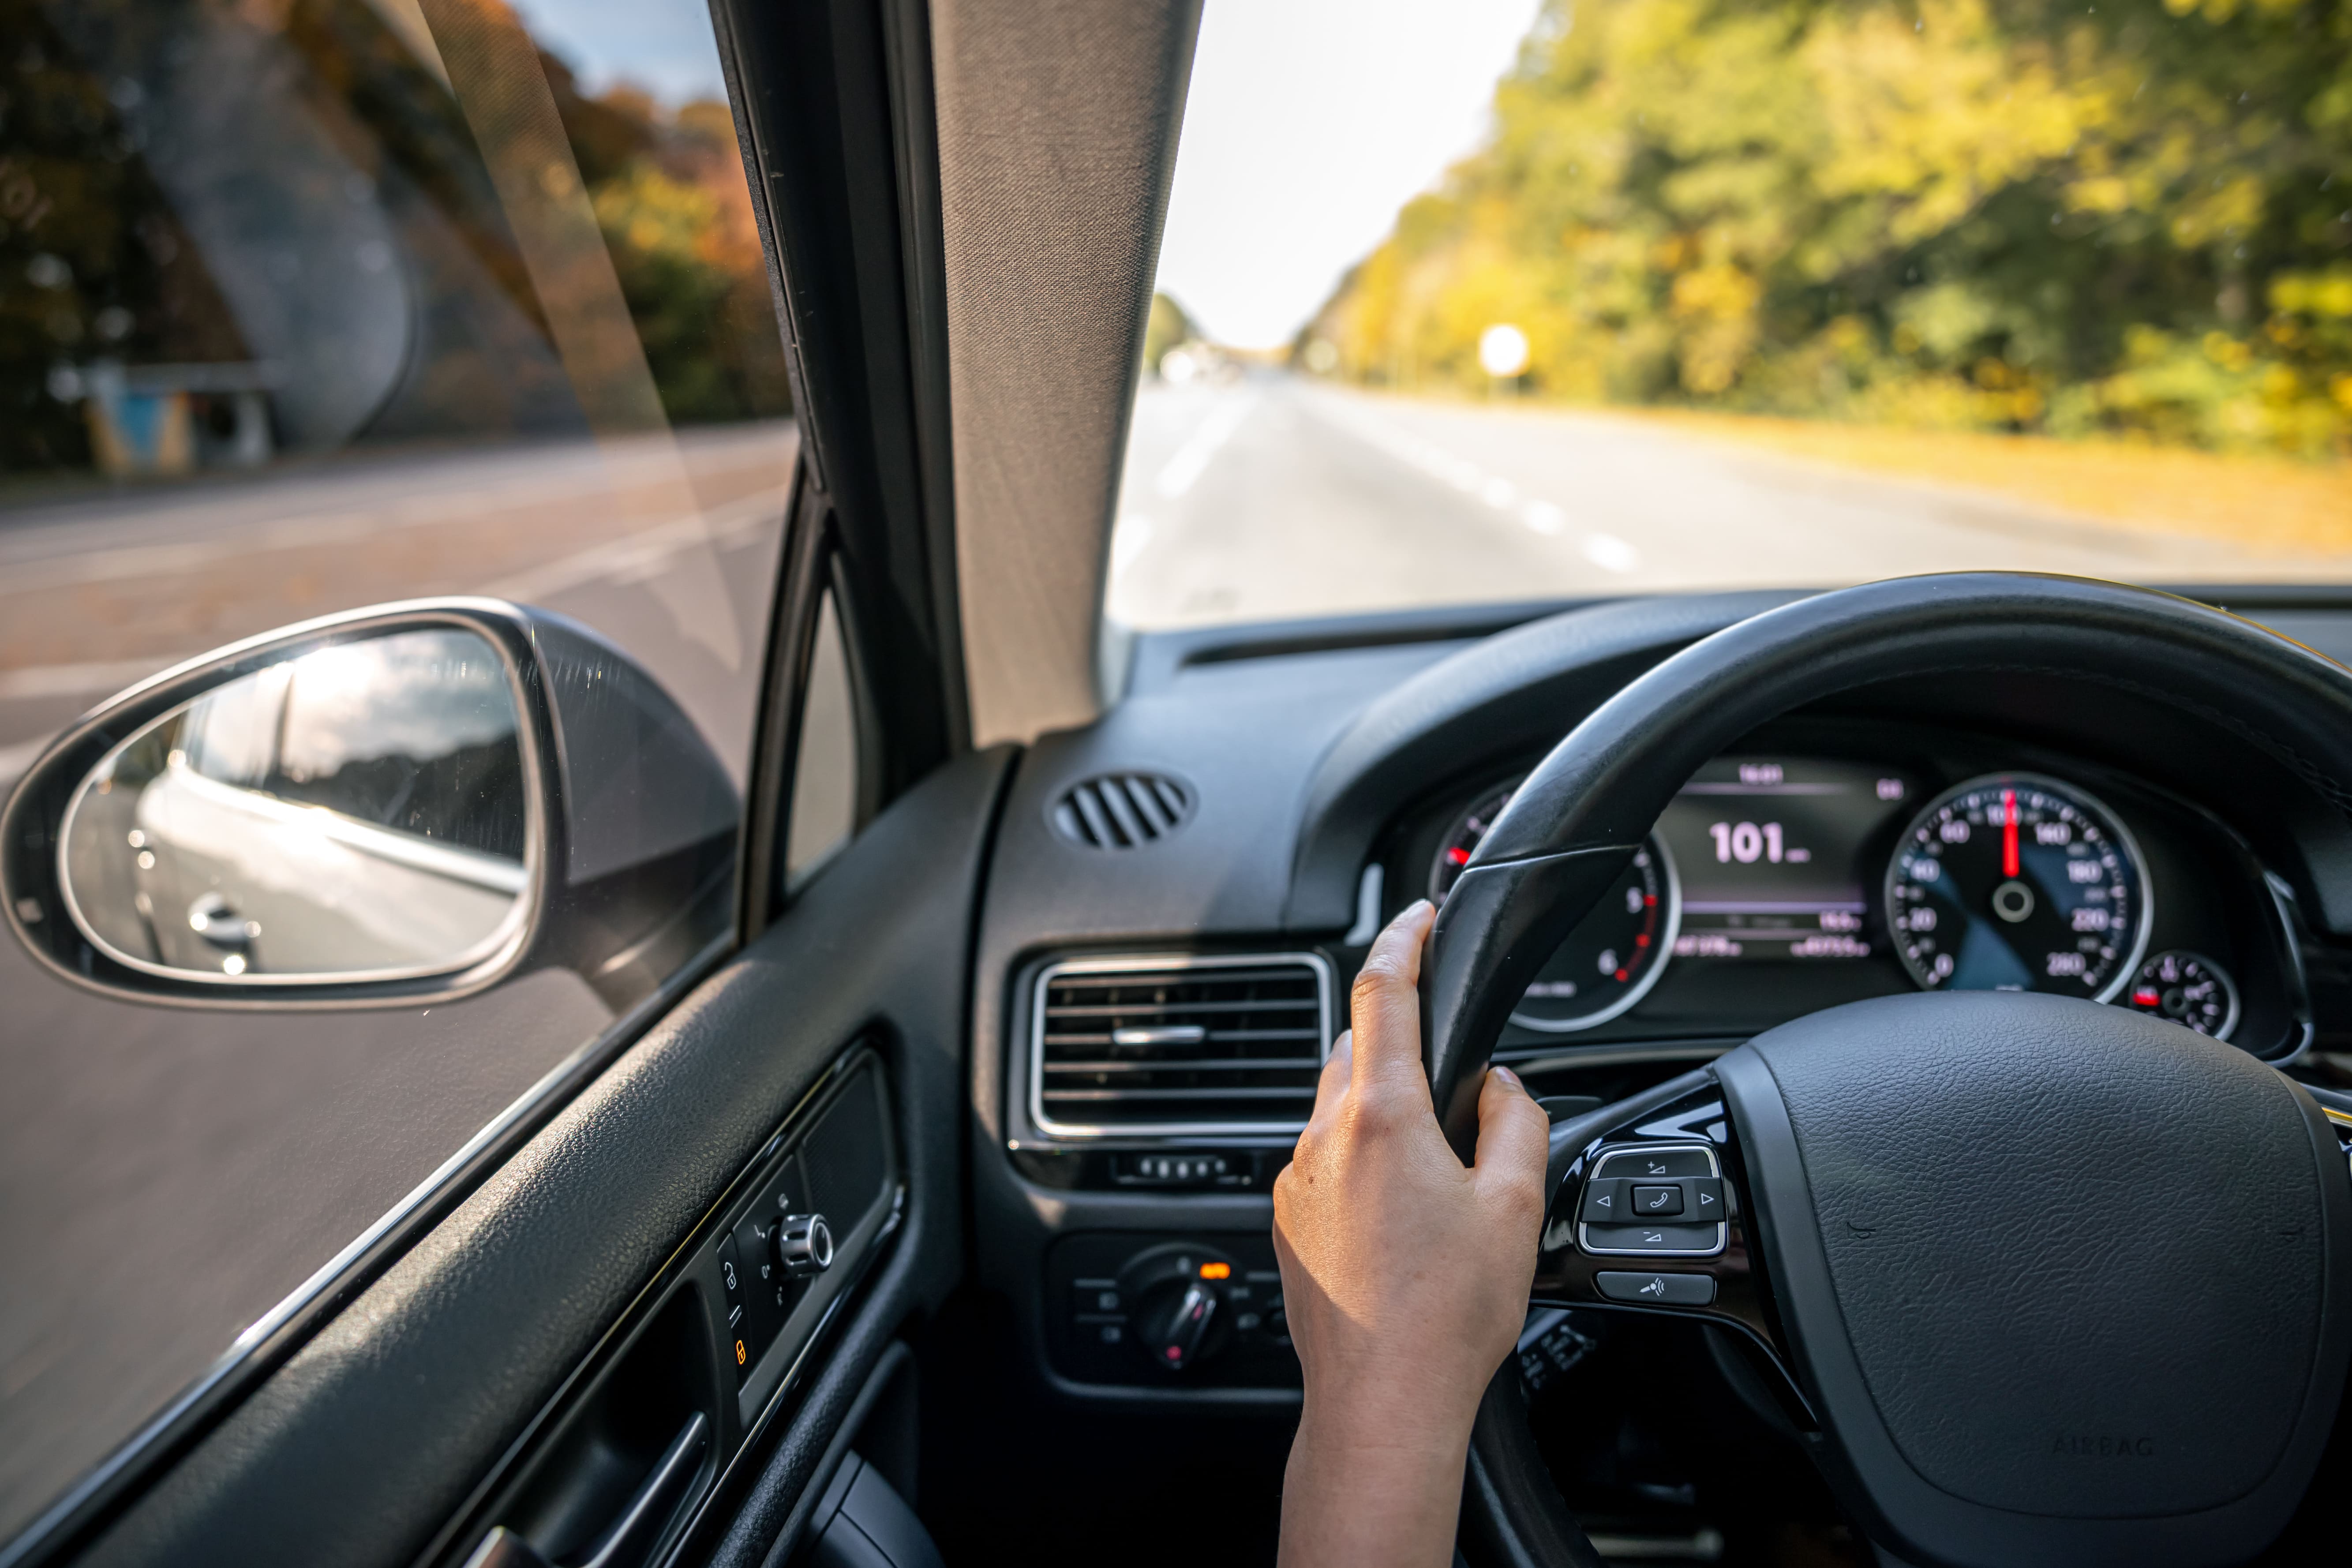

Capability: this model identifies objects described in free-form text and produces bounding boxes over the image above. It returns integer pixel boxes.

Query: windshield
[1112,0,2352,632]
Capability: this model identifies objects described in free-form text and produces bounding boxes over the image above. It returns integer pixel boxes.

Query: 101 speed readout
[1885,774,2150,1000]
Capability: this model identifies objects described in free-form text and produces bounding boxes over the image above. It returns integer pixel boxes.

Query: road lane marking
[1582,532,1641,573]
[1155,393,1261,499]
[1302,391,1640,572]
[1110,514,1156,578]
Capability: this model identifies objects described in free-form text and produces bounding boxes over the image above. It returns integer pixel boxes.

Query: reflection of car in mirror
[59,630,528,982]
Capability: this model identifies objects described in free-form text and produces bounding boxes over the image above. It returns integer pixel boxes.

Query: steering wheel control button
[1580,1143,1727,1257]
[774,1212,833,1277]
[1595,1271,1717,1306]
[1582,1222,1722,1253]
[1579,1179,1631,1222]
[1593,1146,1714,1180]
[1632,1184,1684,1216]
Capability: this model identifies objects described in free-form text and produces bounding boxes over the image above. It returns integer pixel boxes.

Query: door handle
[462,1411,709,1568]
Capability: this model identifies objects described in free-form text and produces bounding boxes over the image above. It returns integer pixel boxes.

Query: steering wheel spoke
[1528,1067,1806,1411]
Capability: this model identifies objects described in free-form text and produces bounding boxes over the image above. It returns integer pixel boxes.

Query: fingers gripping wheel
[1425,574,2352,1568]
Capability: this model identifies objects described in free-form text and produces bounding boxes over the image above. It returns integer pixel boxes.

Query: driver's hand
[1272,899,1551,1568]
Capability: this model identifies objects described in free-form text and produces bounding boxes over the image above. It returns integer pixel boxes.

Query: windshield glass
[1112,0,2352,632]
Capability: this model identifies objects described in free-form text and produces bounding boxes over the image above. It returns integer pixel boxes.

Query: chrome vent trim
[1029,952,1337,1137]
[1049,772,1194,849]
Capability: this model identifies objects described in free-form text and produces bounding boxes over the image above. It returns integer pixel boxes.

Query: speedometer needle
[2002,787,2019,878]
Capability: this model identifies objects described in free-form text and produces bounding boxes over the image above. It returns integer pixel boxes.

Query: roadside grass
[1615,407,2352,559]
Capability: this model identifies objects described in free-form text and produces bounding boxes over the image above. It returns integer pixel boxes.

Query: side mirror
[2,599,739,1010]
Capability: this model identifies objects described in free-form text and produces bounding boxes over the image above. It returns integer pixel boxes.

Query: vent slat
[1045,999,1316,1018]
[1043,1087,1317,1103]
[1049,966,1310,989]
[1045,1058,1320,1074]
[1120,776,1173,835]
[1034,954,1331,1132]
[1049,772,1194,849]
[1070,784,1117,848]
[1096,779,1147,845]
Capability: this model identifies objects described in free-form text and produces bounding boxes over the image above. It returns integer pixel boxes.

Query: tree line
[1307,0,2352,456]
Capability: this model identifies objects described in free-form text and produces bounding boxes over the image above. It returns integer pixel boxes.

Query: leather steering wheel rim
[1427,572,2352,1568]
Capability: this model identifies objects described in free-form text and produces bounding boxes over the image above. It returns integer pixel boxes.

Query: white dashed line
[1582,531,1642,573]
[1304,395,1639,573]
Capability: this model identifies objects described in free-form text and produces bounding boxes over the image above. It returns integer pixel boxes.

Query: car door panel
[70,745,1011,1568]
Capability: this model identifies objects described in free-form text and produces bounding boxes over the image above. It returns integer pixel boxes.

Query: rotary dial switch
[1119,1242,1238,1373]
[775,1212,833,1278]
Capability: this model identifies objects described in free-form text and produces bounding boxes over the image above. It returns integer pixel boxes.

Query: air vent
[1050,772,1194,849]
[1030,954,1335,1135]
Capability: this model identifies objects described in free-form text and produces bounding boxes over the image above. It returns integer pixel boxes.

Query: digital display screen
[1658,757,1916,961]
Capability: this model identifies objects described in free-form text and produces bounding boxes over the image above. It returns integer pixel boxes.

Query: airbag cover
[1740,992,2333,1519]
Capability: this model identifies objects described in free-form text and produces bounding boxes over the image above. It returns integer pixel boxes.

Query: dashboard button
[1072,1279,1123,1317]
[1595,1271,1716,1306]
[1579,1179,1632,1223]
[1581,1221,1722,1254]
[1632,1184,1684,1216]
[1595,1147,1715,1180]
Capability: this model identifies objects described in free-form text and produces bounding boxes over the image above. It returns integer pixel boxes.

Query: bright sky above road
[1155,0,1543,350]
[517,0,1542,348]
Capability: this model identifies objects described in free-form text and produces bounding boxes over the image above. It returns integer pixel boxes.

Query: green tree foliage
[590,97,794,425]
[1310,0,2352,455]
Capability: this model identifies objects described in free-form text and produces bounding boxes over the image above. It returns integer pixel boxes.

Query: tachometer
[1431,782,1680,1031]
[1884,773,2150,1001]
[2124,951,2239,1040]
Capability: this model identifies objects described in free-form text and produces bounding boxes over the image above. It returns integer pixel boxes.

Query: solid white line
[1155,393,1261,499]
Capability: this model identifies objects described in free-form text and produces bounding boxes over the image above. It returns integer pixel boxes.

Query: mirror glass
[60,629,529,982]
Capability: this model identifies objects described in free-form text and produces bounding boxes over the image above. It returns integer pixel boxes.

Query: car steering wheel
[1420,573,2352,1568]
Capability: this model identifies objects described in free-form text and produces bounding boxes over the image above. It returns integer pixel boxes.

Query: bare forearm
[1278,1401,1476,1568]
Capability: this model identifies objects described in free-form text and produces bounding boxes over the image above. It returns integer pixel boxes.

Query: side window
[0,0,805,1542]
[786,588,859,886]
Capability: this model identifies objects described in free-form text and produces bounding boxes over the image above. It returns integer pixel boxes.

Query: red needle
[2002,788,2019,878]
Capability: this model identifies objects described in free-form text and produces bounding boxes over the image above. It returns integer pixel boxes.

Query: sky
[514,0,730,107]
[506,0,1542,348]
[1154,0,1545,350]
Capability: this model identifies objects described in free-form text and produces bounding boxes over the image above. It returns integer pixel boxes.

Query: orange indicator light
[1199,1261,1231,1280]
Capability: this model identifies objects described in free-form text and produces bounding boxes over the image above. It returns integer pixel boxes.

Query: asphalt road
[1107,373,2346,628]
[0,424,792,1541]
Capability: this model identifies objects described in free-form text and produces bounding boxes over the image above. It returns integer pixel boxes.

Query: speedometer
[1884,773,2150,1001]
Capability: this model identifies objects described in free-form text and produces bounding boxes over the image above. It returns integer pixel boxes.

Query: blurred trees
[1308,0,2352,455]
[1143,291,1198,375]
[0,0,788,483]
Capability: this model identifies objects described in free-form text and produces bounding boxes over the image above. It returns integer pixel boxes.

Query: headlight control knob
[775,1213,833,1277]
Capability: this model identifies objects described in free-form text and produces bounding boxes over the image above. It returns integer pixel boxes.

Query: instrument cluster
[1420,751,2295,1054]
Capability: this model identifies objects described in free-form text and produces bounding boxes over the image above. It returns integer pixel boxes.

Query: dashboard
[970,590,2352,1404]
[1395,729,2311,1063]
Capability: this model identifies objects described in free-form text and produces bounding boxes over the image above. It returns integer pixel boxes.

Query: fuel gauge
[2124,950,2239,1041]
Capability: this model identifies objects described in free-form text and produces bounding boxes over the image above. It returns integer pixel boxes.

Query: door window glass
[0,0,796,1540]
[785,588,858,887]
